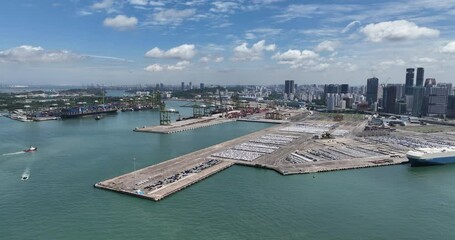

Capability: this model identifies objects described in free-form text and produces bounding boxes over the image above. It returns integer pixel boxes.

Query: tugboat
[23,146,37,152]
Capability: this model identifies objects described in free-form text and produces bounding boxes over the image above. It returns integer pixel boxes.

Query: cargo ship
[407,148,455,166]
[60,106,118,119]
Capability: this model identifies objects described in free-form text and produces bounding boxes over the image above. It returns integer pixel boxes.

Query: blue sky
[1,0,455,86]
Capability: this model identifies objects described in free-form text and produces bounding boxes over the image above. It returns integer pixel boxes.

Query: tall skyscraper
[416,67,424,87]
[284,80,295,95]
[189,82,192,90]
[181,82,185,91]
[383,85,397,113]
[340,84,349,94]
[366,77,379,106]
[200,83,205,89]
[405,68,415,95]
[412,87,425,116]
[427,86,448,116]
[424,78,436,87]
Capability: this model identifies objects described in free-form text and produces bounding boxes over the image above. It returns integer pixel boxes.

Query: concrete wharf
[96,113,418,202]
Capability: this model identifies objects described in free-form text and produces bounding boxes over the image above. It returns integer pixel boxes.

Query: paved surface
[96,112,425,202]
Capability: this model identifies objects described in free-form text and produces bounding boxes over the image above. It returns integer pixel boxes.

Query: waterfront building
[284,80,295,96]
[437,83,453,96]
[405,68,415,95]
[424,78,436,87]
[412,86,425,116]
[382,85,398,113]
[416,67,424,87]
[447,96,455,118]
[366,77,379,106]
[340,84,349,94]
[427,86,448,116]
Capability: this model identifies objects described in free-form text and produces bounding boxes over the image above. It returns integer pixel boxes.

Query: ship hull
[61,109,118,119]
[408,156,455,167]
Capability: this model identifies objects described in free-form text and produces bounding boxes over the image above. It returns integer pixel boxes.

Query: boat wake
[2,151,25,156]
[21,168,30,181]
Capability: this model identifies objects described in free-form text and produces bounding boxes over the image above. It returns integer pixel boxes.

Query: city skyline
[1,0,455,85]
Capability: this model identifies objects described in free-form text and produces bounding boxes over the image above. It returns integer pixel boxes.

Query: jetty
[95,112,423,201]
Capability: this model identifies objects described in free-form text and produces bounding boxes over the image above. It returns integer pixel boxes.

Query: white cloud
[210,2,238,13]
[336,62,358,72]
[103,15,138,30]
[91,0,114,9]
[232,40,276,61]
[273,49,326,70]
[144,61,190,72]
[149,1,165,6]
[150,8,196,26]
[145,44,197,60]
[441,41,455,53]
[315,40,339,52]
[144,64,164,72]
[412,57,437,63]
[199,56,210,63]
[167,61,190,70]
[378,59,406,69]
[199,56,224,63]
[341,20,361,33]
[245,28,282,40]
[128,0,148,5]
[0,45,77,63]
[361,20,440,42]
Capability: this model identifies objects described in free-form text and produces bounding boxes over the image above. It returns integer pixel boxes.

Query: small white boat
[23,146,37,152]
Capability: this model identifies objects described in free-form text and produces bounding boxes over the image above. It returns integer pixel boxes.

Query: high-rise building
[366,77,379,106]
[447,96,455,118]
[416,67,424,87]
[340,84,349,94]
[427,86,448,116]
[189,82,192,90]
[412,87,425,116]
[424,78,436,87]
[405,68,415,95]
[284,80,295,95]
[181,82,185,91]
[382,85,398,113]
[437,83,453,96]
[200,83,205,89]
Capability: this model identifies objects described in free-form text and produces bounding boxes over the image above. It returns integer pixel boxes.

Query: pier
[95,112,421,201]
[133,117,234,134]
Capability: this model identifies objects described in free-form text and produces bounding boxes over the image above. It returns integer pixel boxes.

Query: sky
[1,0,455,86]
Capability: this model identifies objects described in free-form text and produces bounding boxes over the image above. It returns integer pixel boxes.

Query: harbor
[95,112,441,201]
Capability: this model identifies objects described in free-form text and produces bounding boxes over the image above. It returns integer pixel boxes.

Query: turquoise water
[1,101,455,239]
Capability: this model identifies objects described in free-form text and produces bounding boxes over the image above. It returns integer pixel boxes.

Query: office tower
[383,85,397,113]
[159,83,164,90]
[447,96,455,118]
[416,67,424,87]
[200,83,205,89]
[366,77,379,106]
[340,84,349,94]
[181,82,185,91]
[412,87,425,116]
[189,82,192,90]
[437,83,453,96]
[284,80,295,95]
[424,78,436,87]
[405,68,414,95]
[427,86,448,116]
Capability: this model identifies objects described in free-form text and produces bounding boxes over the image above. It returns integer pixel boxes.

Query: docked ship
[407,148,455,166]
[60,106,118,119]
